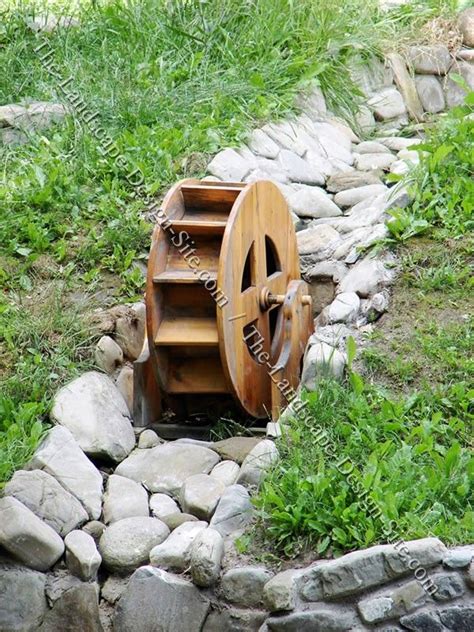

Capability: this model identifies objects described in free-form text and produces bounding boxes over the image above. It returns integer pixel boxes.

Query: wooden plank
[153,270,218,284]
[169,219,227,235]
[181,184,242,213]
[167,357,228,394]
[155,316,218,346]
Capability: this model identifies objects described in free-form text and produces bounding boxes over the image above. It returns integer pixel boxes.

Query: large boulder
[28,426,103,519]
[4,469,88,536]
[51,371,135,462]
[0,563,47,632]
[99,516,169,574]
[115,442,220,497]
[180,474,225,520]
[114,566,210,632]
[0,497,64,571]
[38,584,102,632]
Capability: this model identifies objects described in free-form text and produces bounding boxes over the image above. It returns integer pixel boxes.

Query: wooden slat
[167,357,228,394]
[153,270,217,284]
[181,184,242,213]
[169,219,227,236]
[155,316,218,346]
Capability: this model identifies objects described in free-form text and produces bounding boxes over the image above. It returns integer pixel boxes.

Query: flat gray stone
[94,336,123,374]
[326,170,383,192]
[388,52,424,121]
[443,547,473,569]
[137,429,160,449]
[296,85,327,118]
[278,149,325,185]
[64,529,101,581]
[0,101,67,131]
[163,512,199,530]
[99,516,169,574]
[297,225,340,256]
[0,497,64,571]
[4,469,88,536]
[263,569,302,612]
[301,342,346,388]
[261,121,307,156]
[308,121,353,165]
[320,292,360,324]
[181,474,225,520]
[51,371,134,462]
[432,573,465,601]
[221,566,274,607]
[28,426,103,519]
[338,257,394,297]
[266,608,356,631]
[237,439,279,488]
[248,129,280,159]
[27,15,80,33]
[208,148,251,181]
[400,610,444,631]
[101,575,129,605]
[334,184,388,208]
[115,442,220,497]
[444,60,474,107]
[288,185,342,219]
[0,563,47,632]
[358,596,394,623]
[415,75,445,113]
[439,605,474,631]
[368,87,407,121]
[189,527,224,587]
[114,566,210,632]
[203,608,266,631]
[209,484,254,537]
[355,141,392,154]
[210,460,240,486]
[211,437,261,463]
[102,474,149,524]
[355,152,396,171]
[37,583,102,632]
[149,520,207,571]
[408,45,452,75]
[377,136,422,152]
[149,493,180,521]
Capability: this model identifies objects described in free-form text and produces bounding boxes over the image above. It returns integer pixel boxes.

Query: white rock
[150,493,180,521]
[138,429,160,449]
[334,184,388,208]
[0,497,64,571]
[338,257,394,297]
[94,336,123,374]
[377,136,421,152]
[297,224,340,255]
[368,87,407,121]
[210,460,240,486]
[266,421,283,438]
[415,75,445,113]
[459,8,474,47]
[27,14,80,33]
[4,469,88,536]
[64,530,101,581]
[261,121,307,156]
[28,426,103,519]
[342,224,389,264]
[322,292,360,324]
[115,442,220,497]
[180,474,225,520]
[355,153,396,171]
[209,485,254,537]
[51,371,135,462]
[208,148,251,181]
[355,105,376,132]
[99,517,169,574]
[354,141,392,155]
[390,159,412,176]
[408,45,452,75]
[296,86,327,118]
[248,129,280,159]
[397,148,420,163]
[221,566,274,607]
[0,101,67,131]
[301,342,347,388]
[103,474,149,524]
[189,528,224,587]
[264,568,303,612]
[115,366,134,414]
[444,60,474,107]
[149,521,207,571]
[278,149,325,185]
[238,439,279,487]
[308,121,353,165]
[327,170,382,193]
[288,185,342,219]
[115,302,146,361]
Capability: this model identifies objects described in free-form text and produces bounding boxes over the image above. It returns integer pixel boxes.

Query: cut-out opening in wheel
[265,235,281,277]
[241,241,255,292]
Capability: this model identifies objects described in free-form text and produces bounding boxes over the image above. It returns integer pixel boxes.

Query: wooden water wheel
[134,179,313,427]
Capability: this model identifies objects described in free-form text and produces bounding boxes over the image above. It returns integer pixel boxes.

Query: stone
[51,371,134,462]
[94,336,123,374]
[101,576,129,605]
[0,497,64,571]
[459,8,474,47]
[237,439,279,488]
[0,101,67,131]
[210,460,240,486]
[377,136,422,152]
[308,324,352,351]
[266,608,356,631]
[309,121,353,165]
[456,48,474,62]
[431,573,465,601]
[82,520,106,543]
[277,150,325,185]
[288,185,342,219]
[189,528,224,587]
[388,52,424,121]
[266,421,282,438]
[327,170,383,192]
[296,85,327,118]
[390,159,412,176]
[415,75,445,113]
[115,366,133,414]
[262,121,307,156]
[361,290,390,322]
[443,547,473,568]
[38,584,102,632]
[102,474,149,524]
[221,566,273,607]
[248,129,280,159]
[355,105,376,132]
[334,184,388,208]
[150,493,180,521]
[0,127,28,145]
[444,61,474,107]
[408,45,452,75]
[163,512,199,530]
[355,141,392,155]
[400,610,444,631]
[439,605,474,631]
[297,225,340,256]
[29,426,103,519]
[338,257,394,297]
[350,56,394,97]
[204,608,266,631]
[301,342,346,388]
[211,437,261,463]
[115,302,145,360]
[358,596,394,623]
[115,566,210,632]
[137,428,160,448]
[115,442,220,496]
[4,469,88,537]
[390,579,428,614]
[337,224,389,263]
[99,516,169,574]
[368,87,407,121]
[263,569,302,612]
[0,563,47,632]
[181,474,225,520]
[149,520,207,571]
[208,148,250,181]
[209,484,254,537]
[467,560,474,588]
[27,15,80,33]
[320,292,360,324]
[306,260,348,282]
[355,152,396,171]
[64,530,101,581]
